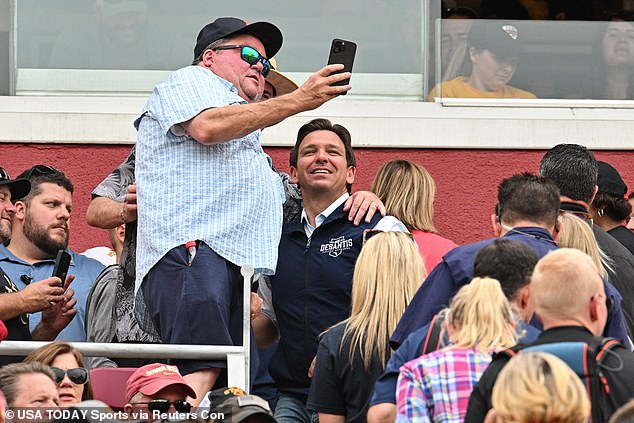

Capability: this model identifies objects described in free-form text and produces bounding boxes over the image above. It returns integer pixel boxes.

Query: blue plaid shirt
[134,65,285,292]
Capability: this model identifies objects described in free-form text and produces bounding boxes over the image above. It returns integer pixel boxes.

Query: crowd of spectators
[1,12,634,423]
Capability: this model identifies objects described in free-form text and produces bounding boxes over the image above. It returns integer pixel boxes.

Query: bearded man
[0,165,104,341]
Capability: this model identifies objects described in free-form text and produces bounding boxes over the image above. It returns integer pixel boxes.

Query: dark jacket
[390,226,630,349]
[594,225,634,339]
[269,203,382,401]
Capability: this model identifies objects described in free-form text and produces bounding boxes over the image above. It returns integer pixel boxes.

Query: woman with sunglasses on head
[23,341,93,408]
[307,232,425,423]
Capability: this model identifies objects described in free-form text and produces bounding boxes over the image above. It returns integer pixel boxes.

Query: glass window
[431,19,634,102]
[12,0,434,99]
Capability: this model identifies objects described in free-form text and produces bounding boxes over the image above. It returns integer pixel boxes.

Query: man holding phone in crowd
[134,17,355,404]
[0,167,77,364]
[0,165,103,343]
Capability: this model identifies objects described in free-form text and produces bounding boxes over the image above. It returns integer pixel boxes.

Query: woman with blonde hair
[396,277,517,423]
[307,232,425,423]
[371,160,457,273]
[487,352,590,423]
[24,341,94,408]
[557,212,612,280]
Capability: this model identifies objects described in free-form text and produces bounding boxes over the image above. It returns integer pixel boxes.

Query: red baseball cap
[125,363,196,403]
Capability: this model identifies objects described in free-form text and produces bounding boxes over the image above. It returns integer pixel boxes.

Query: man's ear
[201,49,216,68]
[491,213,502,237]
[289,166,299,185]
[12,201,26,221]
[589,294,600,322]
[346,166,356,186]
[517,285,533,322]
[115,224,125,244]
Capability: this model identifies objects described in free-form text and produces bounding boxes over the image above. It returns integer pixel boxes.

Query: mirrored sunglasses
[213,45,272,77]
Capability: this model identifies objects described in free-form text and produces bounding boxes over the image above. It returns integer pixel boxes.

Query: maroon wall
[1,143,633,252]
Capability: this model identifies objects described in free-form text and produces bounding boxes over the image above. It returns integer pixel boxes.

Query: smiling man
[258,119,405,423]
[134,17,354,404]
[0,165,103,342]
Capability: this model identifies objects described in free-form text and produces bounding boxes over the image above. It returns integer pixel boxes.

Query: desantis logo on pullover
[320,236,353,257]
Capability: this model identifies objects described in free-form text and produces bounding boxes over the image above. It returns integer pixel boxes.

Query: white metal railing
[0,265,256,391]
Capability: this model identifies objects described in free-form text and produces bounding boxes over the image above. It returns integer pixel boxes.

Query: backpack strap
[422,311,445,355]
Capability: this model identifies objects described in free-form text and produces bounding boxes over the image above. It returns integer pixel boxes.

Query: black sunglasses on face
[212,45,273,77]
[22,164,59,180]
[132,399,192,414]
[51,367,89,385]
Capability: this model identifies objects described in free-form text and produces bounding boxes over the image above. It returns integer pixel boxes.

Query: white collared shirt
[301,193,350,238]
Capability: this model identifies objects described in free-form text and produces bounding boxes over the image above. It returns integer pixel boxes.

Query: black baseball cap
[0,167,30,200]
[193,17,283,61]
[469,21,522,58]
[597,161,628,197]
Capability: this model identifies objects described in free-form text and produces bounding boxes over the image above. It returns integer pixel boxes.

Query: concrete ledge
[1,96,634,149]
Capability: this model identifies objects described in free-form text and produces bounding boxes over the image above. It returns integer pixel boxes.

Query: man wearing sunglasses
[133,16,357,403]
[124,363,196,419]
[0,167,77,365]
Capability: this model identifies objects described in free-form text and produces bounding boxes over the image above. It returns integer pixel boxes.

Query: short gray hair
[0,362,55,406]
[192,38,229,65]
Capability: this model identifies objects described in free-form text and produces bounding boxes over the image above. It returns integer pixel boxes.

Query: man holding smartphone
[133,17,353,404]
[0,165,104,343]
[0,167,77,364]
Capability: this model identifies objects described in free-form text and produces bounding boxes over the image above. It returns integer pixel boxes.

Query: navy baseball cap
[0,167,30,200]
[193,17,283,61]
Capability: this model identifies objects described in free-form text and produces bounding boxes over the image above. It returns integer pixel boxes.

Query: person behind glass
[0,362,59,411]
[440,7,478,69]
[48,0,171,70]
[396,277,518,422]
[484,352,590,423]
[23,341,93,409]
[584,19,634,100]
[429,20,537,99]
[307,232,425,423]
[124,363,196,419]
[370,160,457,274]
[590,161,634,256]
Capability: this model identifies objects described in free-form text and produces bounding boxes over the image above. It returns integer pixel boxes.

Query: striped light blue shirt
[134,65,285,294]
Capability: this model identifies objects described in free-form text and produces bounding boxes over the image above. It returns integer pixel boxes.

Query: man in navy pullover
[391,172,629,351]
[263,118,405,423]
